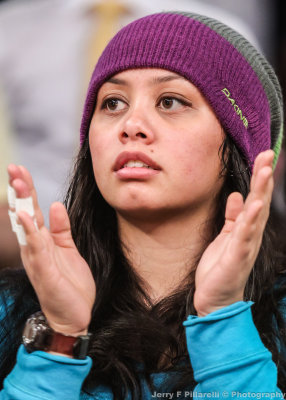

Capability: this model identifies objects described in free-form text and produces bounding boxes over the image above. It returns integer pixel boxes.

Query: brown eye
[161,98,174,109]
[101,98,126,112]
[107,99,119,111]
[158,96,190,111]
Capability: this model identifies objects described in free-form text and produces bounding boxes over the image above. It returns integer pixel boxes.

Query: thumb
[49,202,75,248]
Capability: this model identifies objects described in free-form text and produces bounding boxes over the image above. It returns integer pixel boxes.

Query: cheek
[89,124,114,170]
[168,130,223,185]
[89,127,110,155]
[170,135,220,168]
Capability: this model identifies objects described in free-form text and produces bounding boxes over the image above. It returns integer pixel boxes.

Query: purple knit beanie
[80,12,283,169]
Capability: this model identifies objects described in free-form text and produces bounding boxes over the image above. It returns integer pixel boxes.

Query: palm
[195,221,256,316]
[22,221,96,334]
[194,150,274,316]
[8,164,96,335]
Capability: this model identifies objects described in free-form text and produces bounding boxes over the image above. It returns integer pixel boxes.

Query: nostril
[137,132,147,138]
[122,132,128,138]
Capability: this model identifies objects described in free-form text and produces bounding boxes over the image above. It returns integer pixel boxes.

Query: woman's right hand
[7,164,96,336]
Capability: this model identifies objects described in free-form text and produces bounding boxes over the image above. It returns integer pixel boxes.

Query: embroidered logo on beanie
[221,88,249,129]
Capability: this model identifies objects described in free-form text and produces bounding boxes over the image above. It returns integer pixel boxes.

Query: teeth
[123,160,151,168]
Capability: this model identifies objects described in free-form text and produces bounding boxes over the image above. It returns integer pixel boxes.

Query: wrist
[46,317,89,337]
[48,323,88,337]
[195,297,244,317]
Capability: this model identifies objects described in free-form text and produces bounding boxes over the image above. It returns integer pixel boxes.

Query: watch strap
[50,331,91,359]
[49,332,79,357]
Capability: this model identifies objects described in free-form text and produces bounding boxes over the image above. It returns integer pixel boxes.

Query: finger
[8,166,43,246]
[254,168,273,229]
[8,164,45,228]
[233,200,263,248]
[254,165,273,198]
[11,178,30,199]
[7,163,21,185]
[7,178,36,245]
[246,165,273,212]
[49,202,75,249]
[253,150,274,174]
[17,165,45,228]
[241,166,272,243]
[7,164,24,210]
[234,169,272,247]
[221,192,244,234]
[17,211,55,284]
[17,210,45,253]
[251,150,274,192]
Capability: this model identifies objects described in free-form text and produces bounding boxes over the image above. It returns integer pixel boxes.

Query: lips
[113,151,161,171]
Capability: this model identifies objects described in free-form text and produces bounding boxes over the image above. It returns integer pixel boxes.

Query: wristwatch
[22,311,91,359]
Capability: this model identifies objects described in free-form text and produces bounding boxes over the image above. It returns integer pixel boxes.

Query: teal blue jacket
[0,302,283,399]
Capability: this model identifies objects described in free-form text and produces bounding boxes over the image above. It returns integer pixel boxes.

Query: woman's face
[89,68,224,220]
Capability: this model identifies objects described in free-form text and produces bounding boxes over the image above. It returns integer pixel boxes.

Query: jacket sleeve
[0,345,92,400]
[184,301,283,399]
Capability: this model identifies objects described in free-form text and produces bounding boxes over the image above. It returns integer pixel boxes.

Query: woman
[1,11,286,400]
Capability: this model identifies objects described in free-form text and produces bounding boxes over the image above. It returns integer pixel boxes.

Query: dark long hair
[1,135,286,398]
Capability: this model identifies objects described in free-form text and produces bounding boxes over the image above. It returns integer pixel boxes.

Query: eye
[101,98,127,112]
[158,96,191,111]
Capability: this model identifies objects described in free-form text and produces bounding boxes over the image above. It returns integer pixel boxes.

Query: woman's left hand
[194,149,274,317]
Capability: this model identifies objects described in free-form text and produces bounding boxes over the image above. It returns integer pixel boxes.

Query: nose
[119,108,155,145]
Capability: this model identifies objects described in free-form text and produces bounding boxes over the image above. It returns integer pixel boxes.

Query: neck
[117,208,213,304]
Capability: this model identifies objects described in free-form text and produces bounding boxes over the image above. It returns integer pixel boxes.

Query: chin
[105,192,163,215]
[115,204,158,218]
[114,203,188,224]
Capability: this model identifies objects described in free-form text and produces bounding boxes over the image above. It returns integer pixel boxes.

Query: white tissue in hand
[8,196,37,246]
[8,210,18,232]
[7,185,16,209]
[15,197,35,217]
[8,209,27,246]
[15,224,27,246]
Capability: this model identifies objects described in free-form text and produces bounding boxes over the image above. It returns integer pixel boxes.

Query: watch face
[22,321,38,345]
[22,313,53,352]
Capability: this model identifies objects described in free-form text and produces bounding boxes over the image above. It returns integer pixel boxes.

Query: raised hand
[7,165,96,336]
[194,150,274,317]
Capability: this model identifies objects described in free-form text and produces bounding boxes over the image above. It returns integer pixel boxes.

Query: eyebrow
[151,75,187,84]
[105,74,187,86]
